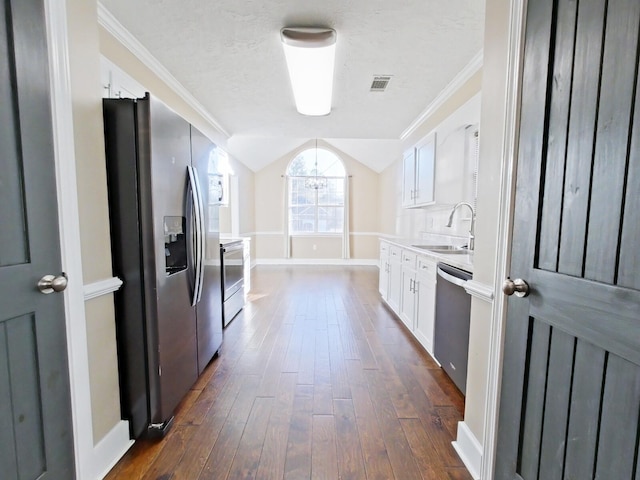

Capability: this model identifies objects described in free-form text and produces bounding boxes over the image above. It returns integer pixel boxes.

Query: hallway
[105,265,470,479]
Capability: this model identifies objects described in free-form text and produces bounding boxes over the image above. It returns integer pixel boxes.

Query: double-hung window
[287,148,346,234]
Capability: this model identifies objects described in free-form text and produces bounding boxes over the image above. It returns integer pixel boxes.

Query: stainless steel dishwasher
[434,262,472,395]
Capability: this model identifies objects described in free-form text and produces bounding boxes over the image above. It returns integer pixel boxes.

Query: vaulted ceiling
[100,0,485,172]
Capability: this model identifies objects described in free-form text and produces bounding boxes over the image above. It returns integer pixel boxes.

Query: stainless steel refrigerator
[103,94,223,438]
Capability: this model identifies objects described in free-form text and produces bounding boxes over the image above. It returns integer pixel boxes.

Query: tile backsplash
[396,204,471,244]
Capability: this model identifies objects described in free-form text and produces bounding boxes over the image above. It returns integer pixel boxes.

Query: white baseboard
[92,421,134,480]
[452,421,482,480]
[255,258,379,266]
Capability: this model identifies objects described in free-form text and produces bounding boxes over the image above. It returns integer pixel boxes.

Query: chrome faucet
[446,202,476,251]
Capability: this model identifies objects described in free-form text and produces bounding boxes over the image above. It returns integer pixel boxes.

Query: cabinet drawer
[402,251,417,269]
[389,245,402,261]
[380,242,389,256]
[417,257,436,276]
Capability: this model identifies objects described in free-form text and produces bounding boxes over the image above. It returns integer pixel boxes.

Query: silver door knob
[502,277,529,297]
[38,273,68,294]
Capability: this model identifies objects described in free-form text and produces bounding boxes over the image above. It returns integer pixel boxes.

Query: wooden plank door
[496,0,640,478]
[0,0,75,478]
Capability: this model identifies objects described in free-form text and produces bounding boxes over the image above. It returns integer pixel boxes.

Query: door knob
[502,277,529,297]
[38,273,68,294]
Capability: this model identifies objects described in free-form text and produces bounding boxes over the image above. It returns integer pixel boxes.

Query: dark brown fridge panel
[103,94,220,438]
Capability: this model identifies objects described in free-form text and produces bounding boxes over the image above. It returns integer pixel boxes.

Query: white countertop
[380,238,474,273]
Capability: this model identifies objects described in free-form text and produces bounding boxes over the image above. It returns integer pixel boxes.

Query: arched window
[287,147,346,234]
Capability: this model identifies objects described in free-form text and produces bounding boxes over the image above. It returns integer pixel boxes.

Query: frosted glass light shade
[281,27,336,116]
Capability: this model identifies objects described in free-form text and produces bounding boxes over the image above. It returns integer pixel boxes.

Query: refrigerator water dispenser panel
[164,216,187,275]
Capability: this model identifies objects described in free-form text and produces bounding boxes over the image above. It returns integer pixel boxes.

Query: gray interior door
[0,0,75,478]
[496,0,640,478]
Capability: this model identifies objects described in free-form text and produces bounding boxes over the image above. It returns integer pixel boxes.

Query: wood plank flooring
[105,265,471,480]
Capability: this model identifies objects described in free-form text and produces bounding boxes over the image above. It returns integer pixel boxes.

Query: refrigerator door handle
[187,166,204,306]
[194,168,206,304]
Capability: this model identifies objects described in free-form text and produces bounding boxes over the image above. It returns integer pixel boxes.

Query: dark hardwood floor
[105,265,471,480]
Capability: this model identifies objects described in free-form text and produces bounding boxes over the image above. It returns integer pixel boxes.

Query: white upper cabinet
[402,149,416,207]
[402,132,436,208]
[100,56,145,99]
[415,133,436,205]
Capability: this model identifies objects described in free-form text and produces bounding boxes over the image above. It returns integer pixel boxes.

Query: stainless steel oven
[220,240,245,327]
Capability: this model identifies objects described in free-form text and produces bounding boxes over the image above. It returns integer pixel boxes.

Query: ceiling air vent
[370,76,392,92]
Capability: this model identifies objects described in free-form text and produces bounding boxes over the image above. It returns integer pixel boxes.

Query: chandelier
[305,139,327,189]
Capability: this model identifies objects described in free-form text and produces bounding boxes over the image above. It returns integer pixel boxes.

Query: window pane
[288,155,311,176]
[317,207,344,233]
[290,208,316,233]
[290,177,315,205]
[316,150,346,177]
[288,152,345,234]
[287,148,346,178]
[318,178,344,206]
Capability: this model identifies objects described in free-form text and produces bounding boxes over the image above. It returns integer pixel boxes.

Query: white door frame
[44,1,131,479]
[43,0,529,478]
[480,1,527,479]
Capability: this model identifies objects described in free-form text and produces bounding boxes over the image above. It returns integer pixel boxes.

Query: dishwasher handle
[437,266,468,287]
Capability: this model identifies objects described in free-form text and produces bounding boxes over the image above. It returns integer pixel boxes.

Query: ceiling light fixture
[280,27,336,116]
[305,139,327,190]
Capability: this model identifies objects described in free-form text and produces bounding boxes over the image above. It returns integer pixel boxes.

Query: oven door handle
[222,242,243,253]
[187,166,205,306]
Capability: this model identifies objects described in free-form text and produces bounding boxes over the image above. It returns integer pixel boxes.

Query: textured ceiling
[100,0,485,171]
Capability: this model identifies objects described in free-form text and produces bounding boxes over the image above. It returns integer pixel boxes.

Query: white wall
[466,0,514,451]
[253,139,380,261]
[66,0,122,445]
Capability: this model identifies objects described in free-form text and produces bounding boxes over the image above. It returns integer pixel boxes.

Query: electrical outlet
[313,244,317,251]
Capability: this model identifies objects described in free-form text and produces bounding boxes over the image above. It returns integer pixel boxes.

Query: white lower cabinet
[399,250,417,331]
[414,257,437,355]
[379,241,437,357]
[400,267,416,330]
[387,245,402,312]
[379,243,389,298]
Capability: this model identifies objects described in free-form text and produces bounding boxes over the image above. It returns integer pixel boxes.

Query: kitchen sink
[411,244,470,254]
[411,244,459,250]
[428,249,470,255]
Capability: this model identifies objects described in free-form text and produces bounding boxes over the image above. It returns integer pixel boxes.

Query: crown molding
[401,49,483,140]
[97,2,230,138]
